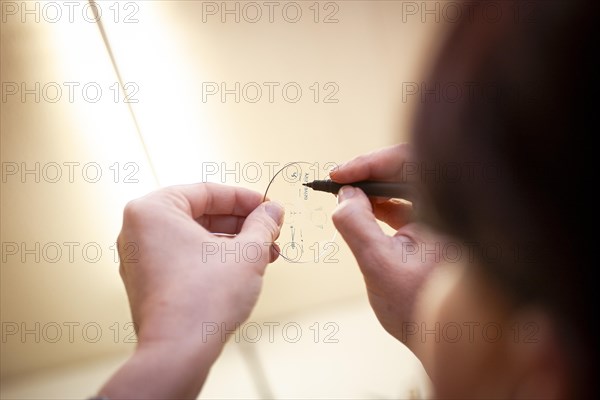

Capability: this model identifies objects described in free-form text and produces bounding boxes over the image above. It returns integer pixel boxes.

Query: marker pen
[303,180,413,200]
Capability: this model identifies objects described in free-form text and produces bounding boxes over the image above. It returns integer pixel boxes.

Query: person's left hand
[100,183,283,399]
[117,183,283,344]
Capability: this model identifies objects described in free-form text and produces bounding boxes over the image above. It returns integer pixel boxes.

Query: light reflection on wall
[97,2,219,187]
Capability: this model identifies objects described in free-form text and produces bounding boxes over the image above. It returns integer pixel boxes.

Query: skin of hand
[99,183,284,399]
[332,145,571,398]
[331,144,447,343]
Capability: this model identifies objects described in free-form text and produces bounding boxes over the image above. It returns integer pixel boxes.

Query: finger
[161,183,264,219]
[238,201,285,265]
[332,186,391,269]
[195,214,247,234]
[270,243,281,263]
[371,199,414,230]
[330,144,414,183]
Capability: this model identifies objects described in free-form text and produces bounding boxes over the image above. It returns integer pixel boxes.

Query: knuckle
[122,197,149,222]
[157,186,188,209]
[123,187,178,223]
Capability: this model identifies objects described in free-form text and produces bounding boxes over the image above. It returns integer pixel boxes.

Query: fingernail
[265,202,284,225]
[329,164,340,176]
[338,186,355,202]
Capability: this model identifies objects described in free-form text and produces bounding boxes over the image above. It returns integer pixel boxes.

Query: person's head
[411,1,593,398]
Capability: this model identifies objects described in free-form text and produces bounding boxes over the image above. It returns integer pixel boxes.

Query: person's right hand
[331,144,447,343]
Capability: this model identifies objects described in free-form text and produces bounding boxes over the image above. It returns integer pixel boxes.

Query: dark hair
[413,1,593,396]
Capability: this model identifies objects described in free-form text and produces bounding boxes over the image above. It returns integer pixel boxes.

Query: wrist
[99,335,225,399]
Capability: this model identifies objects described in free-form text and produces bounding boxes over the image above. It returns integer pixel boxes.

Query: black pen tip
[303,182,313,188]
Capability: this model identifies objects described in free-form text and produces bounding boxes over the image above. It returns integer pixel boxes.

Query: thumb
[238,201,284,264]
[332,186,390,269]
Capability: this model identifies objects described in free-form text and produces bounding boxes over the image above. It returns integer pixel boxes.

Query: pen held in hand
[303,180,414,201]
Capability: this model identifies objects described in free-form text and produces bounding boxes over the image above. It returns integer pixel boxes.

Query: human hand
[100,183,283,398]
[331,144,446,342]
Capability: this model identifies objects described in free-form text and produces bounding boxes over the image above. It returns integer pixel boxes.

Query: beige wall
[1,1,445,397]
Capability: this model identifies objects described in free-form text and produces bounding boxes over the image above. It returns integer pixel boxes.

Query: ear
[505,307,570,399]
